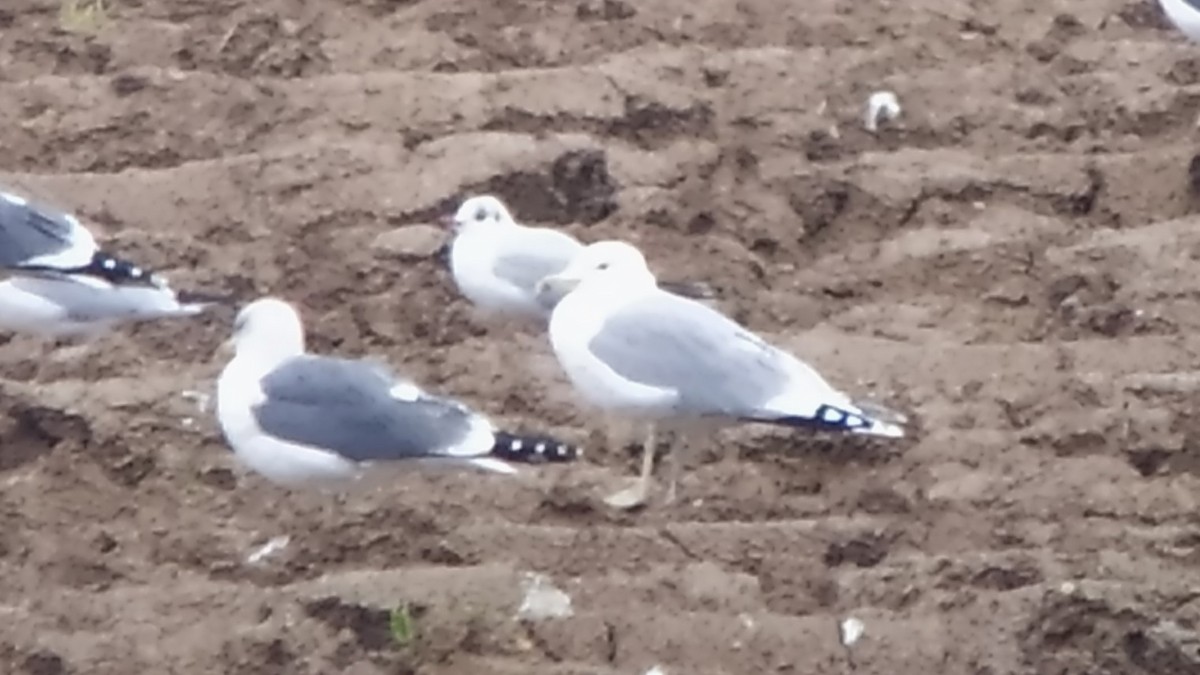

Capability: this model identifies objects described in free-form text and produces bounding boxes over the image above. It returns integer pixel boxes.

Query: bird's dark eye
[597,262,610,271]
[474,208,487,221]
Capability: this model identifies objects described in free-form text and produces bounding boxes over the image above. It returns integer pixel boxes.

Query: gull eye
[597,262,610,271]
[474,208,488,221]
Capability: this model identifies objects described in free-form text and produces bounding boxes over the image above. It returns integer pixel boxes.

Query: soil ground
[2,0,1200,673]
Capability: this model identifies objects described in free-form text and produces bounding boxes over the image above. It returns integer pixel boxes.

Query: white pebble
[246,535,291,564]
[515,572,573,621]
[864,90,902,133]
[839,617,865,647]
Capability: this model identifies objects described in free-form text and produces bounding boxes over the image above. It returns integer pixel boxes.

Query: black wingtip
[756,403,906,439]
[490,431,582,465]
[18,250,159,287]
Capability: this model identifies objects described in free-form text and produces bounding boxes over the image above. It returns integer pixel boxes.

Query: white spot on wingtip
[0,191,27,206]
[511,439,523,451]
[534,442,546,454]
[102,257,116,269]
[388,381,422,402]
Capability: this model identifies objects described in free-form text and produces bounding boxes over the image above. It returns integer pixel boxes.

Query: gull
[441,194,716,470]
[537,240,906,509]
[1159,0,1200,43]
[443,194,715,320]
[0,187,222,339]
[216,297,582,489]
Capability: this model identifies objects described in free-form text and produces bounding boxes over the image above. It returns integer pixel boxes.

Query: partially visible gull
[215,297,581,488]
[442,194,715,319]
[1159,0,1200,43]
[537,240,906,509]
[0,188,222,338]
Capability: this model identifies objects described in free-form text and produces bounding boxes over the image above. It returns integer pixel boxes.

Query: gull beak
[535,273,581,300]
[438,214,458,230]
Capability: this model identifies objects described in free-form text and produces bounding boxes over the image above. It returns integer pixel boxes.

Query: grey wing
[0,190,95,269]
[586,293,795,416]
[252,355,487,462]
[491,229,583,296]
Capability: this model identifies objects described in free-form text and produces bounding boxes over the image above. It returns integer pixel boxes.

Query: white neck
[233,333,304,376]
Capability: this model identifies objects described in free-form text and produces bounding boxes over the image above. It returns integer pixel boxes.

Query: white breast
[215,357,359,487]
[449,226,544,316]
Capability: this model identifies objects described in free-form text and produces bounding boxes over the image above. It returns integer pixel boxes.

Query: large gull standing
[442,194,714,319]
[216,297,581,488]
[0,187,221,338]
[537,240,906,509]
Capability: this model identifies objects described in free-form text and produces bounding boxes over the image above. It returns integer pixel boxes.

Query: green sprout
[389,603,416,647]
[59,0,109,34]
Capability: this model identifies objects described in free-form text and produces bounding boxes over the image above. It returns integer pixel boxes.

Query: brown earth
[2,0,1200,673]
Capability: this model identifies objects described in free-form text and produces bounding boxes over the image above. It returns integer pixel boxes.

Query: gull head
[223,296,306,361]
[443,194,515,232]
[536,240,655,298]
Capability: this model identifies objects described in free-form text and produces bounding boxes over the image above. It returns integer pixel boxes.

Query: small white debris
[644,667,668,675]
[864,90,902,133]
[839,616,865,647]
[1060,581,1077,595]
[246,535,290,564]
[515,572,573,620]
[181,389,211,413]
